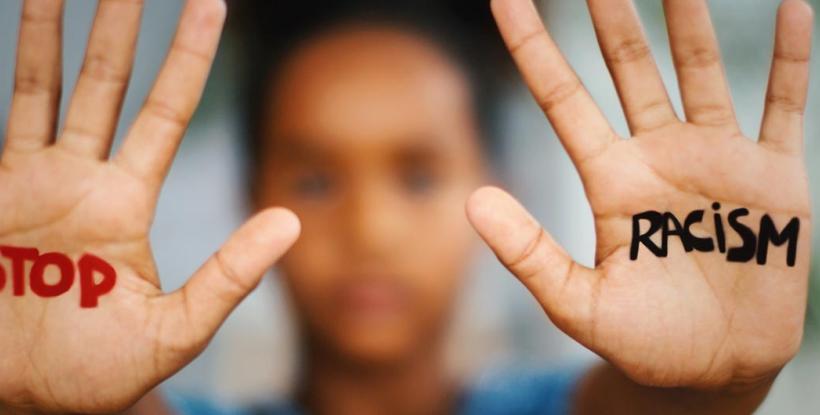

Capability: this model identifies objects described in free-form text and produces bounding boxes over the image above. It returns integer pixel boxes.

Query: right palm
[0,1,299,413]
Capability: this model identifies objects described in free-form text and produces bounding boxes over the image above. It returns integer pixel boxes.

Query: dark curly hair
[228,0,513,190]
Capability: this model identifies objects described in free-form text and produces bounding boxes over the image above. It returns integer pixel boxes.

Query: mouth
[331,276,411,324]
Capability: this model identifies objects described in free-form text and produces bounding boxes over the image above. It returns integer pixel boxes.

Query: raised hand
[468,0,813,393]
[0,1,299,413]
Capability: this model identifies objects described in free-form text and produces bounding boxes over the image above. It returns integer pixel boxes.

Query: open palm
[468,0,814,389]
[0,1,298,413]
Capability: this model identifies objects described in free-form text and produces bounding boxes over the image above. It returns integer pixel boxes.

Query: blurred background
[0,0,819,413]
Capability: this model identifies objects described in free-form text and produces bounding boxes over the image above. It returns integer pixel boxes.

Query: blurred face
[255,27,486,365]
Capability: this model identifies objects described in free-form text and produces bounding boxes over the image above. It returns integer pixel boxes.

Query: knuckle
[766,93,805,115]
[631,99,679,132]
[606,37,652,65]
[80,52,129,86]
[637,98,672,115]
[774,51,810,65]
[21,5,60,25]
[506,227,547,281]
[14,73,50,95]
[170,41,214,67]
[213,250,252,296]
[676,46,721,69]
[688,104,735,126]
[144,98,188,128]
[509,29,547,54]
[536,79,582,112]
[574,135,614,169]
[60,125,98,145]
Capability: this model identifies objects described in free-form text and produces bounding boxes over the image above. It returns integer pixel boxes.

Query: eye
[293,172,334,199]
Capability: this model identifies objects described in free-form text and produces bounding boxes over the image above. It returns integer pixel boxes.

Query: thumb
[466,186,598,336]
[166,207,300,349]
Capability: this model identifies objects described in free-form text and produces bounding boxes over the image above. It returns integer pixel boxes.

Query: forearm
[573,363,774,415]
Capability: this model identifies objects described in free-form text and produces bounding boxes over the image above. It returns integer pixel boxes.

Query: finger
[466,186,599,341]
[114,0,225,184]
[759,0,814,155]
[587,0,678,134]
[59,0,145,159]
[664,0,739,130]
[167,208,300,351]
[491,0,616,168]
[2,0,64,158]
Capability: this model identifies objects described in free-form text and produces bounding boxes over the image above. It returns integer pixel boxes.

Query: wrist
[576,363,779,415]
[0,406,46,415]
[0,401,52,415]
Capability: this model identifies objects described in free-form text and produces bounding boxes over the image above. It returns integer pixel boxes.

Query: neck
[297,340,456,415]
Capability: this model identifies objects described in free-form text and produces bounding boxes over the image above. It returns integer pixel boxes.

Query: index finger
[113,0,225,186]
[492,0,617,168]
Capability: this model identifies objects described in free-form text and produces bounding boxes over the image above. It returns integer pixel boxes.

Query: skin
[0,0,814,414]
[468,0,814,413]
[0,0,300,413]
[253,28,486,414]
[257,27,486,366]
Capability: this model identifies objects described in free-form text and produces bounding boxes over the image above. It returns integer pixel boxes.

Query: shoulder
[459,363,589,415]
[163,390,300,415]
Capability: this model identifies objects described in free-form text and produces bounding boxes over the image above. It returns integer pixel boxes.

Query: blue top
[165,365,585,415]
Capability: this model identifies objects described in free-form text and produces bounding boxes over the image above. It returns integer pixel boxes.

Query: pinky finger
[759,0,814,155]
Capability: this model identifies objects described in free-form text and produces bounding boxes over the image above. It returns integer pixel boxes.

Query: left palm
[468,0,814,389]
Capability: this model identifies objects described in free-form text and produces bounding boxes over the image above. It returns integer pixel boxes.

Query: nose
[342,178,407,261]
